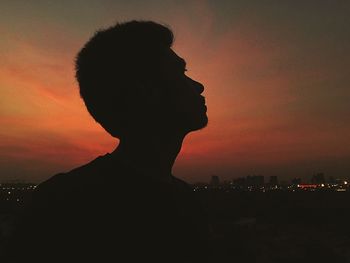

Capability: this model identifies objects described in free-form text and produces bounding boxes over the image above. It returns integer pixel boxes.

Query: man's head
[75,21,207,139]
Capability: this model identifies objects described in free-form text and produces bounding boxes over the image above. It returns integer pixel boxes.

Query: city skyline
[1,1,350,183]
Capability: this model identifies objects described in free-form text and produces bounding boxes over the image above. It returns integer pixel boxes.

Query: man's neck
[110,132,186,181]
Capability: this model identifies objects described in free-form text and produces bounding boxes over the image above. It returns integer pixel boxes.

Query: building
[210,175,220,187]
[233,177,246,187]
[269,176,278,186]
[291,178,302,186]
[246,175,264,187]
[311,173,326,185]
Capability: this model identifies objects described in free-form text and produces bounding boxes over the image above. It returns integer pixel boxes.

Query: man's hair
[75,21,174,138]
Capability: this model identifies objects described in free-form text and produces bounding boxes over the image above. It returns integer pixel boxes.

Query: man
[6,21,210,262]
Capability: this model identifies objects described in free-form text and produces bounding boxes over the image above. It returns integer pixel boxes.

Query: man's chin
[188,115,208,132]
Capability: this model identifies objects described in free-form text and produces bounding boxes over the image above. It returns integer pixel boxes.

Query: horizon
[0,171,349,185]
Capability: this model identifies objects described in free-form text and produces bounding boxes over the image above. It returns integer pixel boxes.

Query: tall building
[210,175,220,187]
[269,176,278,186]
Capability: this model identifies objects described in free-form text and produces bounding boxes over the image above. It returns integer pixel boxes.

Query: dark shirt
[5,153,211,262]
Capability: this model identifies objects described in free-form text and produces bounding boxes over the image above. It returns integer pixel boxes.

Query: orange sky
[1,1,350,183]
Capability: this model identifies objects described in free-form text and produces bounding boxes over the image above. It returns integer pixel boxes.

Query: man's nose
[187,77,205,94]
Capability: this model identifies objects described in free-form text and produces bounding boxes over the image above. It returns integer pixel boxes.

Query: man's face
[154,48,208,133]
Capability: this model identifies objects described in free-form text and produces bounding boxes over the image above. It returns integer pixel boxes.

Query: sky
[0,0,349,183]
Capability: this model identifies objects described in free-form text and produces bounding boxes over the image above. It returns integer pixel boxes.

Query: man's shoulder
[172,176,193,192]
[34,154,112,199]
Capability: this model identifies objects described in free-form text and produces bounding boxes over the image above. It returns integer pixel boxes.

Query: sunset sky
[1,1,349,183]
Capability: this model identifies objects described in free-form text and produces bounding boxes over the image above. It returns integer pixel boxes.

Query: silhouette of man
[5,21,210,262]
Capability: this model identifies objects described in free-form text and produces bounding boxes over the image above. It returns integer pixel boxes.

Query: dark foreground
[1,187,349,262]
[198,189,350,262]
